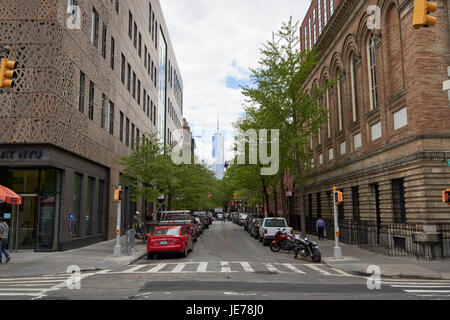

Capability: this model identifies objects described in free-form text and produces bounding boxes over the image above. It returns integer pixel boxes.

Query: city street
[2,221,450,300]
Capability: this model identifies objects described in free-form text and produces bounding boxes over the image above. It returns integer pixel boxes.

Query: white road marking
[303,264,332,275]
[221,261,231,273]
[196,262,208,273]
[0,293,41,297]
[282,263,306,274]
[391,285,450,288]
[0,288,44,291]
[264,263,285,273]
[124,265,147,273]
[404,290,450,293]
[171,263,186,273]
[240,262,254,273]
[146,264,167,273]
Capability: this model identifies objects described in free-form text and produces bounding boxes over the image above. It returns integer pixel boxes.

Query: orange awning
[0,185,22,205]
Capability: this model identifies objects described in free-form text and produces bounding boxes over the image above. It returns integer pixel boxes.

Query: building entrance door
[11,195,38,250]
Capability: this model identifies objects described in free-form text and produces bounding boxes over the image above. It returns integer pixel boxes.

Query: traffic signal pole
[114,186,123,257]
[333,187,343,259]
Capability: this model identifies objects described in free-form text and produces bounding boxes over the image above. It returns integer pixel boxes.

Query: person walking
[0,217,11,264]
[316,218,326,240]
[132,211,140,234]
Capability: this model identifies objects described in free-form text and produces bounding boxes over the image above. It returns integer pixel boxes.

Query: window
[368,37,379,110]
[88,81,94,120]
[133,22,137,48]
[101,93,106,129]
[136,128,140,150]
[352,186,360,222]
[128,11,133,39]
[308,18,312,50]
[143,89,147,112]
[326,88,331,138]
[137,79,141,105]
[108,101,114,135]
[313,9,317,45]
[121,54,125,84]
[324,0,328,25]
[131,123,135,150]
[350,54,359,122]
[126,118,130,146]
[86,177,95,236]
[392,179,406,223]
[329,148,334,161]
[91,7,99,48]
[132,72,136,99]
[317,193,322,219]
[110,37,115,70]
[78,71,85,113]
[101,23,107,58]
[394,107,408,130]
[371,121,382,141]
[319,153,323,165]
[337,69,344,131]
[119,111,124,142]
[115,0,119,14]
[138,33,142,57]
[330,0,334,16]
[127,63,131,91]
[318,1,322,34]
[144,46,147,68]
[340,141,346,155]
[353,132,362,150]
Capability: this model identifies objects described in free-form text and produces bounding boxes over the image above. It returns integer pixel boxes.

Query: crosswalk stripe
[0,288,44,291]
[391,285,450,288]
[221,262,231,273]
[0,280,67,284]
[282,263,306,274]
[0,293,41,297]
[0,277,69,282]
[171,263,186,273]
[240,262,254,273]
[124,265,147,273]
[303,264,332,275]
[404,290,450,293]
[196,262,208,273]
[264,263,284,273]
[147,264,167,273]
[329,267,354,277]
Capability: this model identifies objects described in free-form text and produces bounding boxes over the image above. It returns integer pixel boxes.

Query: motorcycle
[270,231,299,252]
[293,236,321,263]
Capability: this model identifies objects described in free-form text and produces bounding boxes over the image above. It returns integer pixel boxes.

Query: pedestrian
[132,211,140,234]
[316,218,326,240]
[0,217,11,264]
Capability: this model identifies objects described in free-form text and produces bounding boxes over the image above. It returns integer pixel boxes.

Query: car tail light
[290,229,293,235]
[264,230,268,234]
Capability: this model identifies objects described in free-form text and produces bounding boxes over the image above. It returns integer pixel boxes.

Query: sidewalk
[302,233,450,280]
[0,237,147,278]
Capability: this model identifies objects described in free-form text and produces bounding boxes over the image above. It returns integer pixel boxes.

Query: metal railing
[289,215,450,259]
[122,229,136,256]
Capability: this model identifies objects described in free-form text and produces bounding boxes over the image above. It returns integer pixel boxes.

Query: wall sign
[0,148,50,162]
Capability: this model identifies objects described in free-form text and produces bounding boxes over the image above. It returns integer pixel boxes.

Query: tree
[240,17,335,234]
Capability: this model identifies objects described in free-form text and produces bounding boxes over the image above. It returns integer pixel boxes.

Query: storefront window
[72,173,82,238]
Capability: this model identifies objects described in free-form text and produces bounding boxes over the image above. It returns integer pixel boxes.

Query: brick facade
[295,0,450,225]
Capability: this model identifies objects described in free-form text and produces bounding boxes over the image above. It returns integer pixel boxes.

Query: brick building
[295,0,450,256]
[0,0,184,251]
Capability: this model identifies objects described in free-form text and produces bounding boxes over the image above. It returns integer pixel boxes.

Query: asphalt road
[3,221,450,300]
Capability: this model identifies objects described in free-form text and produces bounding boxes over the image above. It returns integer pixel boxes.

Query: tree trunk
[261,177,270,217]
[273,185,279,217]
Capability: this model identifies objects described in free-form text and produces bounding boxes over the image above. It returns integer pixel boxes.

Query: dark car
[244,214,258,232]
[249,218,264,239]
[193,212,209,230]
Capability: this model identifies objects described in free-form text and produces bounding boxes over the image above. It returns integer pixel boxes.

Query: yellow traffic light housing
[0,58,17,88]
[333,187,343,205]
[443,189,450,205]
[114,187,124,202]
[413,0,437,29]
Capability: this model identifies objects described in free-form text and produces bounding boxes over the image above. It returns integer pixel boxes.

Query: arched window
[350,53,359,122]
[336,68,344,131]
[326,87,331,138]
[367,36,378,110]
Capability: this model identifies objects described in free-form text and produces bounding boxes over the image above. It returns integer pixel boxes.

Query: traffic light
[443,189,450,205]
[0,58,17,88]
[413,0,437,29]
[333,188,343,205]
[208,193,213,199]
[114,187,124,202]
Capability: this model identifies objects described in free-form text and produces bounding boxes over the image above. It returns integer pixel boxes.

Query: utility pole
[333,187,343,259]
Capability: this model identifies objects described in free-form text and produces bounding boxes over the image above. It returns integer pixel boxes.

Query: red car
[147,226,193,259]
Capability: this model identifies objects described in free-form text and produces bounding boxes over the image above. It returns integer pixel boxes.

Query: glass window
[98,180,105,234]
[353,132,362,150]
[264,219,287,228]
[119,111,124,142]
[110,36,115,70]
[109,101,114,135]
[371,121,382,141]
[126,118,130,146]
[329,148,334,161]
[153,228,180,236]
[88,81,94,120]
[394,107,408,130]
[368,37,379,110]
[86,177,95,235]
[79,71,85,113]
[101,23,107,58]
[101,94,106,129]
[121,54,125,84]
[128,11,133,39]
[91,7,99,48]
[350,54,359,122]
[340,141,346,155]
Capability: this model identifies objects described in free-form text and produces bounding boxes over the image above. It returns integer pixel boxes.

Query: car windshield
[264,219,287,227]
[240,215,248,219]
[153,228,180,236]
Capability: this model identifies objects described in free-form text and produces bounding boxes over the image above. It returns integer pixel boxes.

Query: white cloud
[160,0,310,164]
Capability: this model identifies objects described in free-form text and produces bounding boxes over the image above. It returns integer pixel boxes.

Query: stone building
[295,0,450,256]
[0,0,184,251]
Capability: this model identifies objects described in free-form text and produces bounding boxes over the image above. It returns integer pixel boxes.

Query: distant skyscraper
[212,116,224,180]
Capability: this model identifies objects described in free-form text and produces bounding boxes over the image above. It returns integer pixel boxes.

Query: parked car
[244,214,258,232]
[194,217,204,234]
[147,225,193,259]
[157,211,197,242]
[249,218,264,239]
[258,217,293,246]
[216,213,224,221]
[193,212,209,230]
[238,213,248,226]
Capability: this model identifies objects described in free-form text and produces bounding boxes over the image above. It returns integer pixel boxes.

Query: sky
[160,0,310,165]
